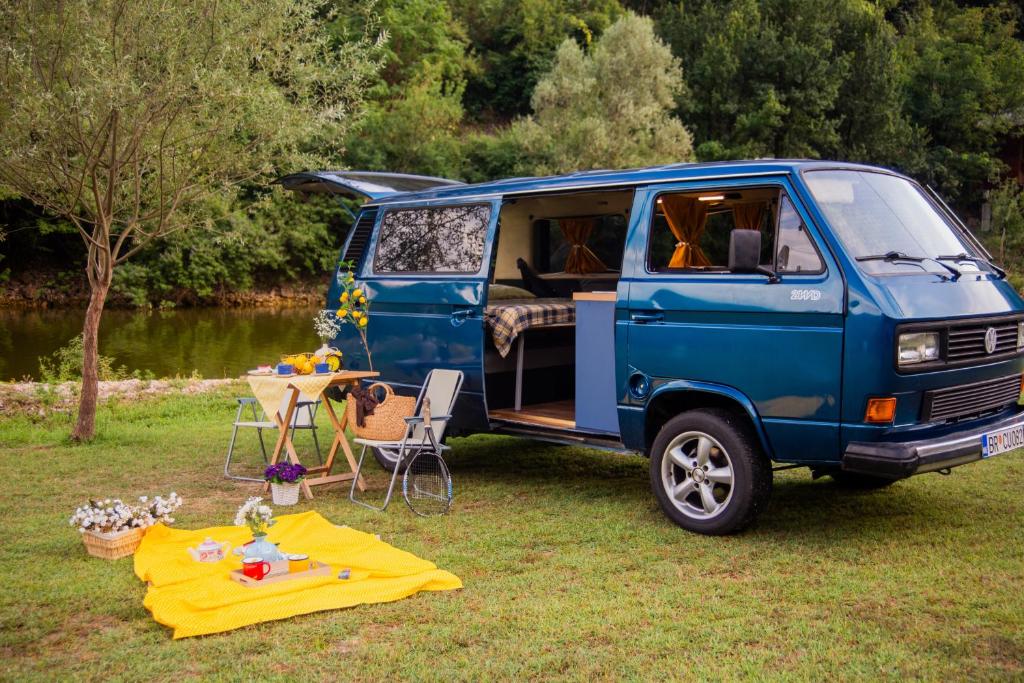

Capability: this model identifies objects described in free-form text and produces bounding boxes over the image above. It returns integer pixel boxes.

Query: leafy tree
[0,0,381,440]
[832,2,925,170]
[659,0,918,166]
[371,0,475,88]
[983,180,1024,290]
[658,0,845,159]
[452,0,625,120]
[897,1,1024,204]
[340,0,473,178]
[512,12,694,175]
[344,67,467,178]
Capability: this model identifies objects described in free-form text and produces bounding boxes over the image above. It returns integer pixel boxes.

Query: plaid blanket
[484,299,576,357]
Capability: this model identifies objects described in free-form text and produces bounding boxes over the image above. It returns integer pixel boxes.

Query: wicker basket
[346,382,416,441]
[81,527,145,560]
[271,482,301,506]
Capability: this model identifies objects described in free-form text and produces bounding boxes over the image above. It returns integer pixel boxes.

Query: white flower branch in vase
[313,309,342,357]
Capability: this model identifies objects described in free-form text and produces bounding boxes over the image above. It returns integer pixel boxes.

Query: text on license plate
[981,425,1024,458]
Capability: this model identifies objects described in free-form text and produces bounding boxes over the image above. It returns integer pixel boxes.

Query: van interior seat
[516,257,560,297]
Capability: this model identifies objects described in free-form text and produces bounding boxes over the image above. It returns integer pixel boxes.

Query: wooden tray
[230,561,332,587]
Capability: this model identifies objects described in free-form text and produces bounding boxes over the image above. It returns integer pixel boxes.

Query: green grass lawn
[1,384,1022,680]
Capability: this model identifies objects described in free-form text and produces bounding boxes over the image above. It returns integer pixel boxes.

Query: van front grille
[947,319,1020,362]
[921,374,1022,423]
[898,315,1024,373]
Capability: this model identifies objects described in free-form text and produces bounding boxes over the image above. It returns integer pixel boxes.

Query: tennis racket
[402,448,453,516]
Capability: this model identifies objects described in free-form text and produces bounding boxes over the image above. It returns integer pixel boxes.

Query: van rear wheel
[649,409,772,535]
[371,447,408,474]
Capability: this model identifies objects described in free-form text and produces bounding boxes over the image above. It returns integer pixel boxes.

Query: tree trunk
[71,278,110,442]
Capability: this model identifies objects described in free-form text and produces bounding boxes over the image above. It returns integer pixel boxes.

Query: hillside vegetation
[2,0,1023,305]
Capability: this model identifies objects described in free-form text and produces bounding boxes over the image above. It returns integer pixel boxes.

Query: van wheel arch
[643,388,771,458]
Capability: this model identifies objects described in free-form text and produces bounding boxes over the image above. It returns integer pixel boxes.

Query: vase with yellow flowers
[335,261,373,371]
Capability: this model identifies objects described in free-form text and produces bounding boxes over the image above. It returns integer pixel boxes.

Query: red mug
[241,557,271,580]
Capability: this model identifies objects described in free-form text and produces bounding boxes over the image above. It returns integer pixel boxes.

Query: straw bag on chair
[345,382,416,441]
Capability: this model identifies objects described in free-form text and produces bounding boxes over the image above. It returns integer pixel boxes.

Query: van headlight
[898,332,940,366]
[1018,321,1024,350]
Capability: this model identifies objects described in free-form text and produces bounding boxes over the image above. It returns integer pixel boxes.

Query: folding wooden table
[249,370,378,500]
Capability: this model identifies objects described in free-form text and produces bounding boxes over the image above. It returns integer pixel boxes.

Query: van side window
[647,188,775,272]
[374,204,490,273]
[776,194,823,273]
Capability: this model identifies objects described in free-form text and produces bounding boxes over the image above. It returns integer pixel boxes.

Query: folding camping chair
[224,392,323,482]
[349,369,464,511]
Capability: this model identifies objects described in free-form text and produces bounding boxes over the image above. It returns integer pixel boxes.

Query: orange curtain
[561,218,607,274]
[660,195,710,268]
[732,202,765,230]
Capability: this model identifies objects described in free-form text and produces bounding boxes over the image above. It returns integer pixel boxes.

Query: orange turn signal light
[865,397,897,424]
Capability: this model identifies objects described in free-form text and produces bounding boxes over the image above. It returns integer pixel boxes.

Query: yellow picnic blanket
[134,511,462,639]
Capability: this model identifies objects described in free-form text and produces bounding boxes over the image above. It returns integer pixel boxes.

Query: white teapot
[187,537,231,562]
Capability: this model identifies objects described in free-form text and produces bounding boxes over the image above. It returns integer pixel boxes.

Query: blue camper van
[280,161,1024,535]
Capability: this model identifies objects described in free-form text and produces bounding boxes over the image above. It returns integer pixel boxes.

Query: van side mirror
[728,229,779,283]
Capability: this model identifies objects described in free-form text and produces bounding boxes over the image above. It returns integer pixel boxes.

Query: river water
[0,307,324,381]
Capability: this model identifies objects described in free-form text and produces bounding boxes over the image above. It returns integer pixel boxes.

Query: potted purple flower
[264,463,307,506]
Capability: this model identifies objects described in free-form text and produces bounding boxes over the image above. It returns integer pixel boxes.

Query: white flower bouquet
[234,496,275,537]
[313,309,342,343]
[69,492,183,534]
[135,492,183,528]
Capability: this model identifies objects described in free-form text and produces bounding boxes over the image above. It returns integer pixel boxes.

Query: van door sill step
[489,403,575,430]
[490,424,628,453]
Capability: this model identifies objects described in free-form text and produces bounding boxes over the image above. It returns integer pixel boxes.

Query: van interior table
[246,370,378,499]
[536,271,619,297]
[537,271,619,280]
[484,299,576,411]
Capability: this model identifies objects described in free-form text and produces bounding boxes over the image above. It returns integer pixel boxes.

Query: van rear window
[373,204,490,274]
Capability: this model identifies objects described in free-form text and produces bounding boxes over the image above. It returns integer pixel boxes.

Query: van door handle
[630,312,664,324]
[450,307,477,327]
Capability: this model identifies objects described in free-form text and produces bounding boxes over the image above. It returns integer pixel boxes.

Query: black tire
[649,408,772,535]
[371,447,408,474]
[829,470,898,490]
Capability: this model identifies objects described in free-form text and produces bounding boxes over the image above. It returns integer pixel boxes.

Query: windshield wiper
[935,253,1007,280]
[856,251,919,263]
[856,251,961,280]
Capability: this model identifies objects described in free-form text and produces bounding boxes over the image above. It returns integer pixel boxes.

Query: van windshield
[804,170,977,275]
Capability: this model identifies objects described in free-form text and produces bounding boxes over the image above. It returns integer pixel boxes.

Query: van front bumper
[842,410,1024,480]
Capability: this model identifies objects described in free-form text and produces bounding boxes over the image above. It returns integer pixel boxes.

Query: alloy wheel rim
[660,430,735,520]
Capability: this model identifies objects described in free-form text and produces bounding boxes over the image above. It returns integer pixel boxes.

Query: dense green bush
[111,193,349,306]
[37,335,141,383]
[343,67,467,179]
[983,181,1024,291]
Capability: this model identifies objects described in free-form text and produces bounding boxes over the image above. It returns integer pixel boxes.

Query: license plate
[981,424,1024,458]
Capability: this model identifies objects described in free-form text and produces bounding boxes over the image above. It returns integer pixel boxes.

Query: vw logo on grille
[984,326,998,354]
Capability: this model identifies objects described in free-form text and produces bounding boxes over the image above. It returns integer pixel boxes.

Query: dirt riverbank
[0,378,238,417]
